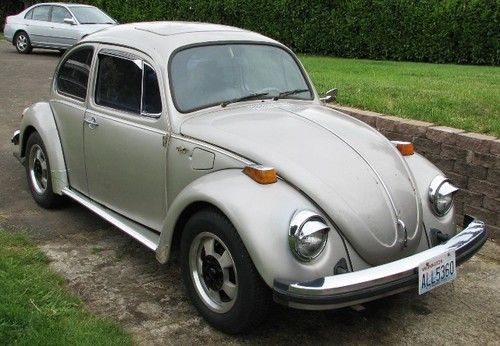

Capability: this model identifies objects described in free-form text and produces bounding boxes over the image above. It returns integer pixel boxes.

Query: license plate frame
[418,249,457,295]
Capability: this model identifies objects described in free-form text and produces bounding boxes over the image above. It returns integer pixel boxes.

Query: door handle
[84,116,99,129]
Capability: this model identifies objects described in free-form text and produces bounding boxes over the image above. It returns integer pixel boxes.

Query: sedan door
[48,5,79,48]
[84,48,167,231]
[26,5,52,46]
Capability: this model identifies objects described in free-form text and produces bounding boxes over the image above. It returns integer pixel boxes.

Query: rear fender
[19,102,68,194]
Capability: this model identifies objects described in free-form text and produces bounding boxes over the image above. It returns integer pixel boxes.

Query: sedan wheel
[15,32,32,54]
[181,209,270,334]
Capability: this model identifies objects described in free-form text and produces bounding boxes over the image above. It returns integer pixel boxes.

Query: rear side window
[95,54,162,115]
[51,6,72,24]
[24,9,33,19]
[56,47,94,100]
[32,5,51,21]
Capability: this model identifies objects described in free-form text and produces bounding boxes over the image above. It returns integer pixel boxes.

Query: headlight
[289,210,330,262]
[429,176,458,216]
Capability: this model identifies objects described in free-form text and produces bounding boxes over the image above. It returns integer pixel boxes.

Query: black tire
[180,209,271,334]
[14,31,32,54]
[25,132,63,208]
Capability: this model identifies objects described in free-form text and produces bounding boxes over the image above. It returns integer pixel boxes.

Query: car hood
[79,23,115,35]
[180,102,424,265]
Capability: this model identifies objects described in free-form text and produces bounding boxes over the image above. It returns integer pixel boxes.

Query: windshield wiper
[273,88,309,100]
[221,92,269,107]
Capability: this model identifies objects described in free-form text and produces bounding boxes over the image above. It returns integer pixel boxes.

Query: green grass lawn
[301,56,500,137]
[0,230,132,345]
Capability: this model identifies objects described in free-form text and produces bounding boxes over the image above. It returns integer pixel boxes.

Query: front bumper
[273,220,487,310]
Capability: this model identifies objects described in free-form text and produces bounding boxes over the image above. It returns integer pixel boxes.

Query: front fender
[405,153,456,241]
[19,102,68,194]
[156,169,350,287]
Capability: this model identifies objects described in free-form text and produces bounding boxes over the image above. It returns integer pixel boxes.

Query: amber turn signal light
[243,165,278,184]
[393,141,415,156]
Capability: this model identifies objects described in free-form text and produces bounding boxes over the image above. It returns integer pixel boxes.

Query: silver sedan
[3,3,116,54]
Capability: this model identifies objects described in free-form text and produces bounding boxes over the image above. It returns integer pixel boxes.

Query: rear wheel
[15,31,32,54]
[180,209,271,334]
[25,132,63,208]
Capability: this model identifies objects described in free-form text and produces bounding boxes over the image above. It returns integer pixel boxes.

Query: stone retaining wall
[331,105,499,241]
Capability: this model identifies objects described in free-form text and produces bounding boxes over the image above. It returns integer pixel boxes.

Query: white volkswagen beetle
[11,22,486,333]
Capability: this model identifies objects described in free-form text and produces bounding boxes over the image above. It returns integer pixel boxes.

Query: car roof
[80,21,280,59]
[29,3,93,7]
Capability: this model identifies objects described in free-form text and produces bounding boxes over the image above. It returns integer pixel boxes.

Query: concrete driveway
[0,40,498,345]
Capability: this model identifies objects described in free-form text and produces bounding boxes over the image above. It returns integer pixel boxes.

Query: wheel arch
[12,29,29,46]
[156,169,350,288]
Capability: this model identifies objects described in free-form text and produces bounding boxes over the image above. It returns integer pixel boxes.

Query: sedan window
[56,47,94,100]
[24,9,34,20]
[69,6,114,24]
[32,5,51,22]
[51,6,72,24]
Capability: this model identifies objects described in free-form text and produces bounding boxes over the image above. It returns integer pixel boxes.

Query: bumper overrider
[273,220,487,310]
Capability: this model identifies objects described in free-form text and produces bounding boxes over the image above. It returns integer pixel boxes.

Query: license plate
[418,249,456,295]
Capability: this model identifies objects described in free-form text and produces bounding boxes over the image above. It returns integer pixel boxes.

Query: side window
[95,53,162,116]
[56,47,94,100]
[143,64,162,114]
[32,5,51,21]
[95,54,142,113]
[51,6,72,24]
[24,9,34,20]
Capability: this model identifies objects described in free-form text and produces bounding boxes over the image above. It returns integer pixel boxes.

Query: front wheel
[180,209,271,334]
[15,31,32,54]
[25,132,63,208]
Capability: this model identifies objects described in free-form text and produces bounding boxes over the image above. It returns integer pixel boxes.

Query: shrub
[2,0,498,65]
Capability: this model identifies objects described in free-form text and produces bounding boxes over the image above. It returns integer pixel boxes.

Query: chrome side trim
[62,187,160,250]
[274,220,486,309]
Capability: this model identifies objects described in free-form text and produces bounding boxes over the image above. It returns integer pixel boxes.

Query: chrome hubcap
[28,144,48,194]
[16,35,27,51]
[189,232,238,313]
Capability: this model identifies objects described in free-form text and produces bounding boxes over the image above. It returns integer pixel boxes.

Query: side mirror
[320,88,337,103]
[63,18,77,25]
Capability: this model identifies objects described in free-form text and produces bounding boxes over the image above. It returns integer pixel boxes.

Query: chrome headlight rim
[289,210,330,262]
[428,175,458,217]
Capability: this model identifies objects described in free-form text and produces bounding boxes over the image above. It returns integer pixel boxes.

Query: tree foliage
[2,0,498,65]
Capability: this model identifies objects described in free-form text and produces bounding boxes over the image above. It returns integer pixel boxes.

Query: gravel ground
[0,40,498,345]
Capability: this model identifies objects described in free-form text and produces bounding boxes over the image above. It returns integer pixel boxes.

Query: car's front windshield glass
[170,44,312,113]
[70,6,114,24]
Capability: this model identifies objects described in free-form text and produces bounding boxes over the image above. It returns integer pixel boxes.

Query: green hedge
[4,0,499,65]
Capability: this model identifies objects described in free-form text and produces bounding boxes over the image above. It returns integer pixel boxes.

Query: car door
[27,5,52,46]
[50,45,95,194]
[48,5,79,48]
[84,47,167,231]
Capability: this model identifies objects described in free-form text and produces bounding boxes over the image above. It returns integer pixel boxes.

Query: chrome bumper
[273,220,487,310]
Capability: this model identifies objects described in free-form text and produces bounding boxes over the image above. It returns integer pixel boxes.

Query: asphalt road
[0,40,499,345]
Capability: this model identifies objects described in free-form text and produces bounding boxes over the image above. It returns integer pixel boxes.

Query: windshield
[170,44,312,113]
[70,6,114,24]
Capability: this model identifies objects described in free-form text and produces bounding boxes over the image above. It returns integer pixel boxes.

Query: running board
[62,187,160,250]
